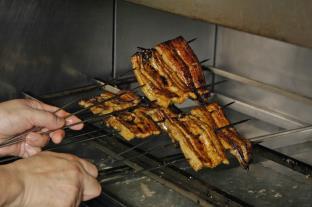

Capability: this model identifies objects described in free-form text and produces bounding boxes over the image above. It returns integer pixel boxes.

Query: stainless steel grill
[0,1,311,206]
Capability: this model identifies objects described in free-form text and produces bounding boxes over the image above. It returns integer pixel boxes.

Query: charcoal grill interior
[0,1,311,207]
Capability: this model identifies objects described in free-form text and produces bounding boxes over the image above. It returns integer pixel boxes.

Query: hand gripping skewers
[0,84,146,149]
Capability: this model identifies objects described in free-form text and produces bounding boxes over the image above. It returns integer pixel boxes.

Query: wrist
[0,163,24,206]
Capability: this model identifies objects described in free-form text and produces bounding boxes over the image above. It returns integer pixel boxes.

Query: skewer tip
[199,58,210,64]
[187,37,197,44]
[221,101,235,109]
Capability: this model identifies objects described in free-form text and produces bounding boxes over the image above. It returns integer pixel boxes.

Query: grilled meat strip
[79,90,140,115]
[179,115,225,167]
[132,36,210,107]
[132,53,177,107]
[105,108,161,141]
[206,103,252,168]
[159,107,230,170]
[189,107,229,165]
[163,114,204,171]
[105,113,138,140]
[149,49,196,100]
[134,106,178,122]
[169,36,208,95]
[155,40,195,90]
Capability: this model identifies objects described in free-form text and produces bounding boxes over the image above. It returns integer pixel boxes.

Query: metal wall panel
[126,0,312,49]
[0,0,113,100]
[115,0,215,76]
[215,27,312,124]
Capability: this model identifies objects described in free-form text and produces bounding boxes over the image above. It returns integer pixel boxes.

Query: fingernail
[66,118,73,125]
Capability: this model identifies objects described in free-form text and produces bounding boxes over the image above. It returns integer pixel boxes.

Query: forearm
[0,164,24,206]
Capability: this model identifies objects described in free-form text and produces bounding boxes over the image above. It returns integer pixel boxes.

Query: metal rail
[205,66,312,106]
[253,144,312,177]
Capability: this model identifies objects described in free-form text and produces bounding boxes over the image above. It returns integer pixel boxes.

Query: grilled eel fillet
[155,39,194,89]
[206,103,252,168]
[132,53,188,107]
[163,114,203,171]
[149,49,196,99]
[155,36,208,96]
[79,90,140,115]
[158,108,228,171]
[105,107,161,141]
[168,36,208,95]
[131,36,209,108]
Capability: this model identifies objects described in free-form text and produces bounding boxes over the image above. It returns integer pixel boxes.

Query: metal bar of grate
[83,191,128,207]
[92,129,252,207]
[253,144,312,177]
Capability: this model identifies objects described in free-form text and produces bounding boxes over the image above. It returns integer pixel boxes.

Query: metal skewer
[135,156,185,174]
[0,84,146,148]
[187,38,197,44]
[108,118,250,165]
[195,80,227,90]
[221,101,235,109]
[45,130,106,150]
[3,98,80,144]
[69,84,145,117]
[99,156,186,184]
[112,142,178,164]
[100,138,155,164]
[199,58,210,64]
[216,119,250,131]
[0,130,114,164]
[0,118,106,149]
[0,99,148,149]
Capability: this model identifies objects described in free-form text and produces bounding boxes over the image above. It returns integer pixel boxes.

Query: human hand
[0,151,101,207]
[0,99,83,157]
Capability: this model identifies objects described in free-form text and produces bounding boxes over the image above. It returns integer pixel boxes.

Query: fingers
[26,109,65,130]
[48,107,83,130]
[65,118,84,130]
[49,130,65,144]
[43,152,101,201]
[35,152,102,201]
[76,158,101,201]
[26,99,84,131]
[76,158,98,178]
[24,99,59,113]
[27,100,83,130]
[26,132,50,147]
[81,175,102,201]
[48,152,99,178]
[26,101,83,136]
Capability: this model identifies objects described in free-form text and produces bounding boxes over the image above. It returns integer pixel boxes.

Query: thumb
[26,109,65,130]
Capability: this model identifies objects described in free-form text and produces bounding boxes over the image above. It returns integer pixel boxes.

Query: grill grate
[0,73,311,207]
